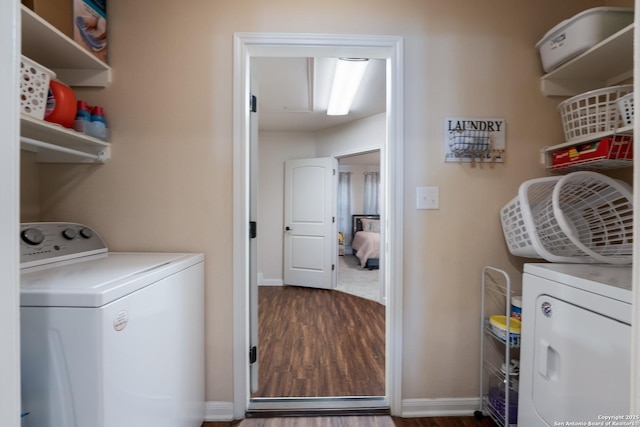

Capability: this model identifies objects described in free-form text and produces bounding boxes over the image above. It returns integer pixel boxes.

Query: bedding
[352,230,380,268]
[351,214,381,269]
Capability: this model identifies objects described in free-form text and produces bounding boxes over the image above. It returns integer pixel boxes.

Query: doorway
[232,33,404,418]
[336,150,383,304]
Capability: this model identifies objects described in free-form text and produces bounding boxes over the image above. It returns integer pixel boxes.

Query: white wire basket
[551,171,633,264]
[557,85,633,142]
[20,55,55,120]
[616,92,634,126]
[448,130,491,155]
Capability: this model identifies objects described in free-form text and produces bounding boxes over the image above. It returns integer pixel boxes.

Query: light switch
[416,186,439,210]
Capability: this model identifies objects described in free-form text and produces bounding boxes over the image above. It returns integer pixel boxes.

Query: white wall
[317,113,386,158]
[257,131,317,283]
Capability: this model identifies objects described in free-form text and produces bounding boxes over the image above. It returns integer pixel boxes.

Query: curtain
[337,172,352,248]
[363,172,380,215]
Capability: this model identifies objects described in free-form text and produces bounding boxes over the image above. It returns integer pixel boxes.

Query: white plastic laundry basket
[518,176,600,263]
[552,171,633,264]
[558,85,633,142]
[501,176,579,261]
[501,195,536,258]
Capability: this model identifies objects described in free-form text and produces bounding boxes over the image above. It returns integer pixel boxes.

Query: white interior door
[283,157,337,290]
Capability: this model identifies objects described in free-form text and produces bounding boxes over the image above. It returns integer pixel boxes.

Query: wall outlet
[416,186,439,210]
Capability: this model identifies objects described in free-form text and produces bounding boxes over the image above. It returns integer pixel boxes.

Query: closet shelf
[540,23,633,97]
[21,5,111,87]
[20,115,110,163]
[541,126,633,171]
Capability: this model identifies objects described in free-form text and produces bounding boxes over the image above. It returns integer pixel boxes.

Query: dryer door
[532,294,630,423]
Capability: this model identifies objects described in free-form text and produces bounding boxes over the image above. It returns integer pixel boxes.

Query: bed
[351,214,381,270]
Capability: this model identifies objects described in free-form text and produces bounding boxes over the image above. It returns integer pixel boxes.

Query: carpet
[336,255,382,304]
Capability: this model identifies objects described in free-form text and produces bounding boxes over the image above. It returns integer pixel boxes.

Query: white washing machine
[19,222,205,427]
[518,263,632,426]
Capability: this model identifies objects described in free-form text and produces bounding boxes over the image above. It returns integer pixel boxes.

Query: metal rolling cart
[475,266,520,426]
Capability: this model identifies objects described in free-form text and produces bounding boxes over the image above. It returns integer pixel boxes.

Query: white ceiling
[252,57,386,132]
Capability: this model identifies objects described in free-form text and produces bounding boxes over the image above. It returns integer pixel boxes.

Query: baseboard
[400,398,481,417]
[259,279,283,286]
[205,401,235,421]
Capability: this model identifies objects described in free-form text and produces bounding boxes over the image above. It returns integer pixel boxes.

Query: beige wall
[24,0,633,406]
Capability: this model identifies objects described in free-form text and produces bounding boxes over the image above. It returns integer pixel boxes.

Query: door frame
[1,2,21,427]
[232,32,404,418]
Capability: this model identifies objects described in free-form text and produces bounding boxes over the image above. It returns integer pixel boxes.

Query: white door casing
[249,94,259,393]
[0,2,21,426]
[283,157,337,290]
[233,33,404,418]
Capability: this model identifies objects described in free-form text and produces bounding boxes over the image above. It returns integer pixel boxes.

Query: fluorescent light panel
[327,58,369,116]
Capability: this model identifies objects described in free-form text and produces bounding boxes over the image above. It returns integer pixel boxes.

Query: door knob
[285,226,291,231]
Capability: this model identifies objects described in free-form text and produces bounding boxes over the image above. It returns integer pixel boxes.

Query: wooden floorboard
[225,287,497,426]
[203,415,496,426]
[252,286,385,397]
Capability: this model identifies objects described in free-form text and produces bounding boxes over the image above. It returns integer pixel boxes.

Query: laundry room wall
[28,0,633,411]
[21,152,40,222]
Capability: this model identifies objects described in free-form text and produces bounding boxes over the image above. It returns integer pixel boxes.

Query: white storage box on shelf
[551,171,633,264]
[536,7,634,73]
[20,55,55,120]
[557,84,633,142]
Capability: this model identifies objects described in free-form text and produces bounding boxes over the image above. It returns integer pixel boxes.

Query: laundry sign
[444,117,506,163]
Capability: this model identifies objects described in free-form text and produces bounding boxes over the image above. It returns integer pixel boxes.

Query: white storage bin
[617,93,634,126]
[20,55,56,120]
[536,7,634,73]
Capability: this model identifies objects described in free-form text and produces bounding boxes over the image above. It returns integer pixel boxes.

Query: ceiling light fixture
[327,58,370,116]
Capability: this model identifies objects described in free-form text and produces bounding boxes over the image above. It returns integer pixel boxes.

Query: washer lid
[524,263,632,304]
[20,252,204,308]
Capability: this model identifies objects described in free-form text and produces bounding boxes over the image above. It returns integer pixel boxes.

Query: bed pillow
[361,218,380,233]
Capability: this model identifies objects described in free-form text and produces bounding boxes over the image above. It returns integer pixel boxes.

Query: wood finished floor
[203,415,496,426]
[252,286,385,397]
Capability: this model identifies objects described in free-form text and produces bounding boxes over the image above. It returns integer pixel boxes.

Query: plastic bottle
[72,100,91,134]
[90,106,107,128]
[75,100,91,121]
[44,80,77,128]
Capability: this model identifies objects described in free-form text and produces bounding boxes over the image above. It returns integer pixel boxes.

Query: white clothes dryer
[19,222,205,427]
[518,263,632,426]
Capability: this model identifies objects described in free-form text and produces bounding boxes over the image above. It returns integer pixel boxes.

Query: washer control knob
[21,228,45,245]
[62,228,77,240]
[80,228,93,239]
